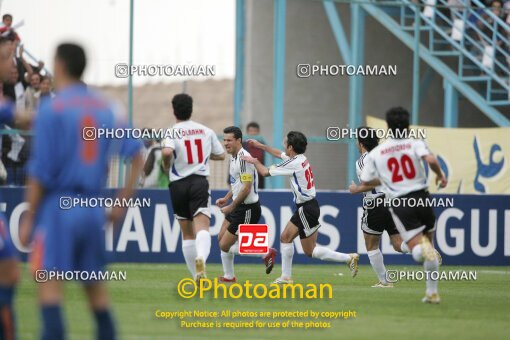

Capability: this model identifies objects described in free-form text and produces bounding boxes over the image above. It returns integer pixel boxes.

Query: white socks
[229,243,264,258]
[424,257,439,295]
[412,243,439,295]
[367,249,387,283]
[182,239,197,277]
[280,243,294,279]
[311,246,351,262]
[400,241,410,253]
[195,230,211,262]
[221,251,235,279]
[412,244,423,262]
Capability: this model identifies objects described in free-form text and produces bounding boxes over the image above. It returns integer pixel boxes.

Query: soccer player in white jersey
[349,126,411,288]
[162,94,225,281]
[216,126,277,282]
[242,131,359,284]
[360,107,447,303]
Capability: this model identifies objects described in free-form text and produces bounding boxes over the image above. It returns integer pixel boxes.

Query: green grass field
[16,263,510,339]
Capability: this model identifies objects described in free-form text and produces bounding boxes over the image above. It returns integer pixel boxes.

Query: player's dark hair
[287,131,307,154]
[55,43,86,79]
[223,126,242,140]
[386,107,410,138]
[2,14,12,21]
[172,93,193,120]
[357,126,379,151]
[4,31,16,42]
[0,37,9,47]
[246,122,260,131]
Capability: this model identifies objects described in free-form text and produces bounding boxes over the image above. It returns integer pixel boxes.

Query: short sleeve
[280,152,289,161]
[268,157,297,177]
[359,153,378,183]
[211,131,224,155]
[161,131,176,150]
[240,161,255,182]
[414,139,431,158]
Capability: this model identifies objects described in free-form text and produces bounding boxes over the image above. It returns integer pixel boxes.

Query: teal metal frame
[234,0,245,128]
[271,0,287,189]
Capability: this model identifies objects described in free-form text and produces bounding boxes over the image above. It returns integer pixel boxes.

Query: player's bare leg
[193,213,211,281]
[179,219,197,278]
[0,259,19,339]
[84,283,116,340]
[219,221,277,282]
[389,233,410,253]
[38,279,65,340]
[302,228,359,278]
[274,221,299,284]
[407,231,440,304]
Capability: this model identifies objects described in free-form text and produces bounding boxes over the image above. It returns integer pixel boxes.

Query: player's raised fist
[216,197,227,207]
[348,181,358,194]
[436,173,447,189]
[220,204,234,215]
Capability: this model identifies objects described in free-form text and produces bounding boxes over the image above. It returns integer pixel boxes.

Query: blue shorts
[31,194,107,278]
[0,213,16,260]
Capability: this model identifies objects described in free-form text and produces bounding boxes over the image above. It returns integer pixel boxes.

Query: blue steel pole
[272,0,286,189]
[119,0,135,187]
[347,3,365,185]
[443,79,459,127]
[234,0,245,128]
[411,5,421,125]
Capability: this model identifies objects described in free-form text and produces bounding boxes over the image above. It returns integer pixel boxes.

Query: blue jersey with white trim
[28,84,142,194]
[269,153,315,204]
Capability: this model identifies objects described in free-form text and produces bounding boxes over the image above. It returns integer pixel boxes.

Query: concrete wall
[243,0,496,190]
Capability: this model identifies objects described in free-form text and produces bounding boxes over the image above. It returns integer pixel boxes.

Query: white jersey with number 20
[360,138,431,198]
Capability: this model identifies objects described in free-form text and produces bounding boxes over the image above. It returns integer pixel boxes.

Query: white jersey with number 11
[162,120,224,182]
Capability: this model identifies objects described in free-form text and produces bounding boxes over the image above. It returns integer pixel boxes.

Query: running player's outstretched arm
[359,153,381,187]
[241,156,270,177]
[161,147,173,173]
[423,154,447,188]
[245,139,284,159]
[161,136,174,173]
[416,140,447,188]
[348,180,378,194]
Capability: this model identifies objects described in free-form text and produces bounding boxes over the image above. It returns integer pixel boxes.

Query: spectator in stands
[141,138,169,188]
[35,76,55,99]
[3,67,26,110]
[0,14,20,42]
[24,73,40,112]
[243,121,266,189]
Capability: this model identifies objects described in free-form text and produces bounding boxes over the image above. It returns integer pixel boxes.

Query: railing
[397,0,510,106]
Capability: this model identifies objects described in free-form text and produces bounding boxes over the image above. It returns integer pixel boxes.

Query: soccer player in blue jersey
[19,43,143,340]
[0,36,21,340]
